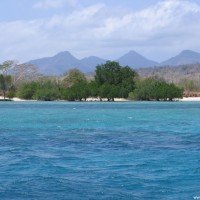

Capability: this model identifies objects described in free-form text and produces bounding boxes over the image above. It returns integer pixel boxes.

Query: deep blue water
[0,102,200,199]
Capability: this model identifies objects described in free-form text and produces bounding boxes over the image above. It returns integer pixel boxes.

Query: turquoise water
[0,102,200,199]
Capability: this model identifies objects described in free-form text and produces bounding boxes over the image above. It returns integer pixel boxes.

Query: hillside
[137,64,200,87]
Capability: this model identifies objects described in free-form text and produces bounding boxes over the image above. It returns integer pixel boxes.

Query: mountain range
[28,50,200,75]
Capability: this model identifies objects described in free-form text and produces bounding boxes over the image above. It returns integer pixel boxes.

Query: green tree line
[129,77,183,101]
[0,61,183,101]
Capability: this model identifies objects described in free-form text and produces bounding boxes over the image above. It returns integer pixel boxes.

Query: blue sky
[1,0,200,63]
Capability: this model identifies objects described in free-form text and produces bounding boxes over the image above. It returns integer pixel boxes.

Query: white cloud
[44,4,105,29]
[1,0,200,62]
[94,1,200,40]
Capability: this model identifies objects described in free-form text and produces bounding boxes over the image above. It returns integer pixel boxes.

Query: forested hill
[137,64,200,87]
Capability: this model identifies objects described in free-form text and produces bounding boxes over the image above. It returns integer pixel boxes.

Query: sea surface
[0,102,200,200]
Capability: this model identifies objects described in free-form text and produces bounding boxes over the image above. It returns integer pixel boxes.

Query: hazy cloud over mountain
[1,0,200,63]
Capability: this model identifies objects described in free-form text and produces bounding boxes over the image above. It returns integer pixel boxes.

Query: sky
[1,0,200,63]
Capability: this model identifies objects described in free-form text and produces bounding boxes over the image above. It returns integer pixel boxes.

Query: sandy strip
[86,97,129,102]
[12,97,129,102]
[0,96,36,101]
[1,96,128,102]
[11,97,32,101]
[0,96,11,101]
[179,97,200,102]
[2,96,200,102]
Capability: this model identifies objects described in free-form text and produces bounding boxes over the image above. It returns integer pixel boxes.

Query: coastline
[1,96,200,102]
[178,97,200,102]
[0,96,36,102]
[86,97,129,102]
[9,97,200,102]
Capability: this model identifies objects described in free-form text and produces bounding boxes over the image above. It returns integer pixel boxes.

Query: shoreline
[178,97,200,102]
[1,96,200,102]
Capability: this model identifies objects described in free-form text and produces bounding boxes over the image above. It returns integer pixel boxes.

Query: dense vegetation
[0,60,184,101]
[95,61,137,100]
[137,64,200,91]
[129,77,183,101]
[0,74,12,100]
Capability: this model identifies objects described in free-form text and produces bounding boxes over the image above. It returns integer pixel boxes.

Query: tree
[0,60,15,75]
[133,77,183,101]
[7,85,16,99]
[62,69,87,88]
[94,61,137,100]
[115,66,138,98]
[16,82,39,99]
[88,80,98,98]
[133,78,155,101]
[99,84,119,101]
[12,63,40,87]
[17,80,61,101]
[34,81,60,101]
[165,83,183,101]
[61,81,90,101]
[0,75,12,100]
[95,61,121,86]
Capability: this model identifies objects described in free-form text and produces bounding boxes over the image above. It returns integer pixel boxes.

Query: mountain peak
[161,50,200,66]
[122,50,144,58]
[82,56,104,60]
[117,50,157,68]
[179,50,199,56]
[126,50,140,55]
[54,51,74,57]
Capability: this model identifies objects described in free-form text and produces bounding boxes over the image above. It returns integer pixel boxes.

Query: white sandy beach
[1,96,129,102]
[86,97,129,102]
[1,96,200,102]
[11,97,32,101]
[0,96,35,101]
[87,97,200,102]
[178,97,200,102]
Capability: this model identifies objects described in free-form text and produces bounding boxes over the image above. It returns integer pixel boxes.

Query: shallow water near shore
[0,102,200,199]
